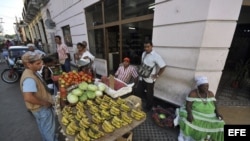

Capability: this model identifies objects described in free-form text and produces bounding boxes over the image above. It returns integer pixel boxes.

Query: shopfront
[85,0,154,74]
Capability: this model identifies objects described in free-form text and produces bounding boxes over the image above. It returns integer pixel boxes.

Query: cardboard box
[116,132,133,141]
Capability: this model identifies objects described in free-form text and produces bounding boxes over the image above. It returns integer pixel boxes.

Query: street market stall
[53,70,146,141]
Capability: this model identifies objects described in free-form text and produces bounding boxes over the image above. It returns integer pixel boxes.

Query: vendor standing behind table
[20,51,58,141]
[115,57,138,85]
[55,35,71,72]
[74,42,95,74]
[136,40,166,112]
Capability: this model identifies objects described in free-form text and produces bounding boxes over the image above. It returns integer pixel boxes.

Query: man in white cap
[174,75,225,141]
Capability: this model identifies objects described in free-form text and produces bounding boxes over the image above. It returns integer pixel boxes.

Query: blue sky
[0,0,23,35]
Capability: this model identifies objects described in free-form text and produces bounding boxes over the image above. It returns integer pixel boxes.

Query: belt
[29,107,42,112]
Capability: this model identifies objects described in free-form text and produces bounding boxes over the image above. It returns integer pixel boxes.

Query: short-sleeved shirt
[57,43,69,60]
[115,65,138,84]
[81,51,95,61]
[22,78,37,92]
[141,50,166,83]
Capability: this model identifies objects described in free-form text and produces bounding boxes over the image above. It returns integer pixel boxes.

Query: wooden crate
[116,132,133,141]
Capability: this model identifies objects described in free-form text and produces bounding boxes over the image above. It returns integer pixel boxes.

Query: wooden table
[54,95,146,141]
[57,112,145,141]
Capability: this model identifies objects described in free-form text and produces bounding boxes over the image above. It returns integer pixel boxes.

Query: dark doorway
[106,26,120,74]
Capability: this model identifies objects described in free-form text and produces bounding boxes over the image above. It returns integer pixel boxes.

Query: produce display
[60,95,146,141]
[66,81,106,104]
[58,70,93,88]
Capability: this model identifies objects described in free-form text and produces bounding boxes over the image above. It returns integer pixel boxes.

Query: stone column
[152,0,243,105]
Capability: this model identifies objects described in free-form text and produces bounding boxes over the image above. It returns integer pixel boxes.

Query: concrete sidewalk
[218,106,250,125]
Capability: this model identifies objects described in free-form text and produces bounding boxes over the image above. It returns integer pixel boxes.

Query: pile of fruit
[66,81,106,104]
[60,95,146,141]
[58,70,93,88]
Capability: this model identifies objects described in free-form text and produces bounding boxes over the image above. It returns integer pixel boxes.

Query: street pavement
[0,62,43,141]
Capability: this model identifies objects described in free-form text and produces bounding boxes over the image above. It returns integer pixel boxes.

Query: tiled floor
[132,110,179,141]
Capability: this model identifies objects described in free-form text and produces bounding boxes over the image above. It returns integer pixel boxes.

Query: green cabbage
[87,84,98,91]
[79,82,88,90]
[98,83,106,92]
[86,90,96,99]
[79,94,88,102]
[72,88,83,96]
[67,93,79,104]
[95,90,103,97]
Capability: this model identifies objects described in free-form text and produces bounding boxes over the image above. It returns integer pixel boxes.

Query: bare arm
[152,66,166,80]
[67,53,71,61]
[157,66,166,76]
[23,92,52,108]
[186,90,196,123]
[186,101,194,122]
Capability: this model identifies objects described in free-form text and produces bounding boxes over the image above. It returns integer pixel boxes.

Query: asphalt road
[0,62,43,141]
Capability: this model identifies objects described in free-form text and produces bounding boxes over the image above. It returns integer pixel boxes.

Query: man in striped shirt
[115,57,138,85]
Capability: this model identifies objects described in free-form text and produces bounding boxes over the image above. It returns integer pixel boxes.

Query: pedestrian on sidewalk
[20,51,58,141]
[55,35,71,72]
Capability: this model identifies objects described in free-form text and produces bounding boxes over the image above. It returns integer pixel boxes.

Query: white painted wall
[30,0,243,106]
[42,0,99,59]
[153,0,243,106]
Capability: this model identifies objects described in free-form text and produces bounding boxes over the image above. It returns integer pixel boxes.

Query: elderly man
[20,51,58,141]
[27,43,46,56]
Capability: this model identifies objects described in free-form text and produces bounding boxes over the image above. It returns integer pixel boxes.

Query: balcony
[23,0,50,23]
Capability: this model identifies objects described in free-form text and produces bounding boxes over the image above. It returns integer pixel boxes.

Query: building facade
[22,0,249,105]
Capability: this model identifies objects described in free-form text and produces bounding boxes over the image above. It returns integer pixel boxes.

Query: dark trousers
[135,79,155,109]
[61,58,71,72]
